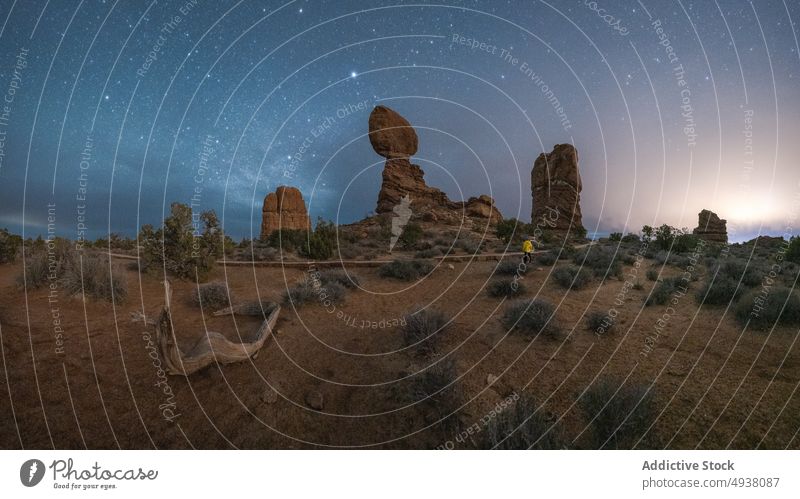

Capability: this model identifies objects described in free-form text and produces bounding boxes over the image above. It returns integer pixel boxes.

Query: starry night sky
[0,0,798,242]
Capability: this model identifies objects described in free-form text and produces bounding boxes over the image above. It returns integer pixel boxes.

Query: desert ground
[1,234,798,450]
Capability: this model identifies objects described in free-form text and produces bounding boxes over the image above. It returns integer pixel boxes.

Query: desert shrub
[300,219,336,260]
[456,237,481,254]
[585,310,614,333]
[574,246,621,277]
[191,281,232,310]
[717,259,761,287]
[494,260,526,276]
[672,233,699,253]
[398,222,423,249]
[318,269,360,289]
[402,308,449,355]
[0,228,22,263]
[621,233,640,243]
[480,395,566,450]
[415,248,440,259]
[556,245,576,260]
[411,357,463,434]
[378,260,433,280]
[621,254,636,265]
[265,229,308,252]
[578,378,657,449]
[695,276,743,306]
[487,278,526,298]
[735,287,800,330]
[283,280,345,307]
[608,232,622,242]
[633,280,644,290]
[502,299,561,339]
[787,237,800,264]
[646,268,659,281]
[138,203,223,280]
[17,252,52,288]
[536,252,557,266]
[61,254,127,303]
[16,240,73,288]
[552,265,593,290]
[645,277,686,306]
[234,299,278,317]
[496,218,525,244]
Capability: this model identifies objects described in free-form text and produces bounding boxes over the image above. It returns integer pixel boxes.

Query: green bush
[0,228,22,263]
[579,378,657,449]
[378,260,433,280]
[609,232,622,242]
[402,308,449,355]
[487,278,526,298]
[787,237,800,264]
[415,248,440,259]
[138,203,223,280]
[300,219,336,260]
[646,269,659,281]
[191,281,232,310]
[552,265,593,290]
[399,222,423,249]
[265,229,308,252]
[496,218,525,244]
[480,395,566,449]
[621,233,640,244]
[735,287,800,330]
[502,299,561,339]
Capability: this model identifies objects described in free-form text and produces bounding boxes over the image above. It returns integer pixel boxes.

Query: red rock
[260,186,311,238]
[692,209,727,243]
[369,106,502,224]
[368,105,418,158]
[531,144,585,238]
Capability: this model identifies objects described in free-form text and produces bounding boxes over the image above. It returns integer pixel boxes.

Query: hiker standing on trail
[522,237,533,264]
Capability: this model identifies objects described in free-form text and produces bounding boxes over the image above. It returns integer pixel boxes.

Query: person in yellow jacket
[522,237,533,264]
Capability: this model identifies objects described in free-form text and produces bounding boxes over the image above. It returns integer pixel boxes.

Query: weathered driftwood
[156,281,279,376]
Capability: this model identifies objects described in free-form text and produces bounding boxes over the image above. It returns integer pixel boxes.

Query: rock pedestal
[692,209,727,243]
[260,186,311,239]
[369,105,502,224]
[531,144,585,238]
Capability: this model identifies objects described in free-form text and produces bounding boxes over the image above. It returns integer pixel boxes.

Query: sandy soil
[0,255,798,449]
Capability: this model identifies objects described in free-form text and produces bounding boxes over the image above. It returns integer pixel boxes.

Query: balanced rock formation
[368,105,418,159]
[260,186,311,239]
[369,105,501,224]
[531,144,585,238]
[692,209,727,243]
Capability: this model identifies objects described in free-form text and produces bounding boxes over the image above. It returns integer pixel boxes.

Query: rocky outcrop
[368,105,418,159]
[692,209,727,243]
[531,144,585,238]
[369,106,501,224]
[260,186,311,238]
[461,195,503,223]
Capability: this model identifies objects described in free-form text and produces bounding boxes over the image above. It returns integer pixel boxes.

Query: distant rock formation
[531,144,585,238]
[369,105,502,224]
[692,209,727,243]
[260,186,311,239]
